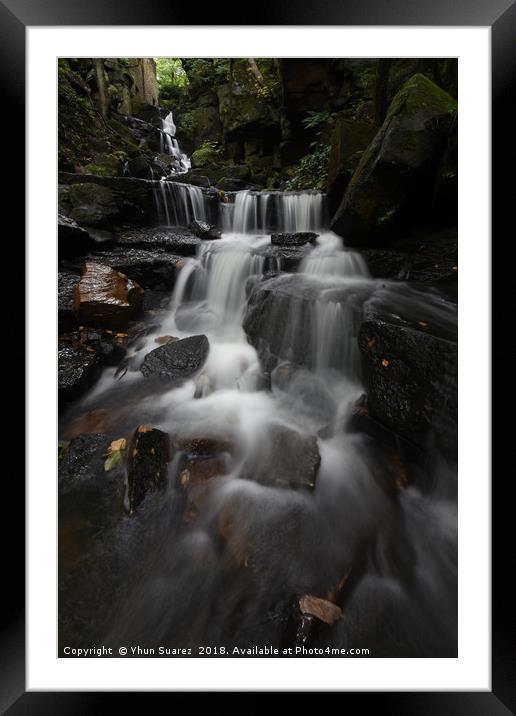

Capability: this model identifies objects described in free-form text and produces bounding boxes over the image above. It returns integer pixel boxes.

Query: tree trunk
[374,59,392,127]
[248,59,265,85]
[94,59,109,119]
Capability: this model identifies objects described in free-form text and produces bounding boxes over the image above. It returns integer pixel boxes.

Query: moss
[386,73,457,123]
[191,142,222,168]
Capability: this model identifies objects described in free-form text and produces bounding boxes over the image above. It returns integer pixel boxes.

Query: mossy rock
[331,74,457,244]
[60,183,119,227]
[191,144,221,168]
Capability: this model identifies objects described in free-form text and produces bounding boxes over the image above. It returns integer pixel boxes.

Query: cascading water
[60,183,457,658]
[159,111,191,174]
[223,190,325,233]
[154,181,209,227]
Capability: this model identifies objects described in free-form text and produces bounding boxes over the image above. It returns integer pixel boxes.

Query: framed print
[2,0,514,709]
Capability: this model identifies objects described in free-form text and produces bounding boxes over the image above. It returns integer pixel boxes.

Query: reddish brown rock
[73,262,144,330]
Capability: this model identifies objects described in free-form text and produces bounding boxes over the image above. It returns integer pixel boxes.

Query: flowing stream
[59,186,457,657]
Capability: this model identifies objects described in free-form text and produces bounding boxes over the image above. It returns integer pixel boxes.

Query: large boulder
[59,183,119,228]
[243,274,369,373]
[326,118,375,217]
[58,173,159,226]
[358,318,457,459]
[140,334,209,382]
[243,422,321,491]
[331,74,457,244]
[126,425,170,511]
[58,345,100,403]
[77,247,185,289]
[73,262,144,330]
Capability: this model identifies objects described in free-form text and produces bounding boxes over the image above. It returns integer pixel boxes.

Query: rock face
[271,232,318,247]
[244,423,321,491]
[140,334,209,382]
[58,345,100,403]
[126,425,170,511]
[331,74,457,244]
[358,319,457,459]
[74,262,144,330]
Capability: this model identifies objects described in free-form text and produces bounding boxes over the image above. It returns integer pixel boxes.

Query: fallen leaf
[298,595,342,625]
[104,437,127,471]
[418,321,428,328]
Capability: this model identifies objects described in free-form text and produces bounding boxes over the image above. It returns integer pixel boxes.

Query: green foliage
[156,58,189,90]
[285,144,331,191]
[302,110,334,130]
[104,438,126,472]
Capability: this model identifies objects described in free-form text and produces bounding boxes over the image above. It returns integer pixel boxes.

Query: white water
[61,185,458,656]
[160,111,191,174]
[222,190,325,233]
[155,181,209,227]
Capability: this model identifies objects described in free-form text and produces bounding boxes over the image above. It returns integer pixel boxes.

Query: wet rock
[173,435,234,456]
[215,177,256,192]
[244,274,368,371]
[154,335,177,345]
[127,425,170,511]
[188,219,222,240]
[61,409,114,440]
[244,423,321,491]
[331,74,457,244]
[77,326,128,365]
[140,334,209,382]
[358,319,457,459]
[59,433,111,489]
[115,227,201,256]
[252,245,309,273]
[77,247,185,289]
[59,433,126,525]
[58,214,92,258]
[169,172,211,188]
[143,290,170,312]
[73,262,144,330]
[58,345,100,403]
[178,455,228,489]
[270,232,318,247]
[58,271,81,333]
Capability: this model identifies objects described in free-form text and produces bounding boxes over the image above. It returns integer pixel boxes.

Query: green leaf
[104,437,127,472]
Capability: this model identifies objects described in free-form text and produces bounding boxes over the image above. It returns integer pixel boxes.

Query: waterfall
[159,111,191,174]
[226,190,325,233]
[154,181,210,227]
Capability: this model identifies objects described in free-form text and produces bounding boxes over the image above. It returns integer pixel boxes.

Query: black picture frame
[3,0,514,710]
